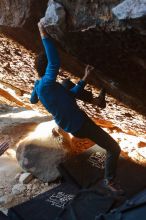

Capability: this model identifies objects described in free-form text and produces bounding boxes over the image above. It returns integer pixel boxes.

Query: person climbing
[30,20,124,195]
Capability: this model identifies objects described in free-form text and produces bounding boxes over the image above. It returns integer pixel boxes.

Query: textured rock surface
[0,0,48,49]
[44,1,146,114]
[16,120,68,182]
[112,0,146,20]
[1,0,145,31]
[16,120,94,182]
[42,0,66,40]
[0,36,146,215]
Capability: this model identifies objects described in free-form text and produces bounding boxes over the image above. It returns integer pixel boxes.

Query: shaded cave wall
[0,0,146,114]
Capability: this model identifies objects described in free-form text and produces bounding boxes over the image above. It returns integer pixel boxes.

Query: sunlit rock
[19,172,34,184]
[43,0,66,40]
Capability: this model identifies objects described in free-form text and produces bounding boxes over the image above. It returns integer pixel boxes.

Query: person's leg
[72,117,121,182]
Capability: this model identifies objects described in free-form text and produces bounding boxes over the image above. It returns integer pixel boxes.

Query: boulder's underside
[0,0,146,114]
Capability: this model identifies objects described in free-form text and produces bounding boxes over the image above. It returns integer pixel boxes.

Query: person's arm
[38,21,60,81]
[70,80,86,97]
[70,65,94,97]
[30,81,39,104]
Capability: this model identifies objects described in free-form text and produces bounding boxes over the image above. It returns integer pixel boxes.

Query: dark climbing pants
[72,117,121,181]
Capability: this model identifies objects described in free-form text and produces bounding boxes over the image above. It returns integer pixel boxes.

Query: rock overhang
[0,0,146,114]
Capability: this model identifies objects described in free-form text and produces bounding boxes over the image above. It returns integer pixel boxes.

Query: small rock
[112,0,146,20]
[19,172,34,184]
[12,184,26,195]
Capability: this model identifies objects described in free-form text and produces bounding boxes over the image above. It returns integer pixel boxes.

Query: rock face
[0,0,146,114]
[42,0,66,40]
[16,120,68,182]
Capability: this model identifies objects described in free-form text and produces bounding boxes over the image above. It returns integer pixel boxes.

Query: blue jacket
[30,37,86,133]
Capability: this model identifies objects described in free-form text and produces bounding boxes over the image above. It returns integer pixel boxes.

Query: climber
[30,20,124,196]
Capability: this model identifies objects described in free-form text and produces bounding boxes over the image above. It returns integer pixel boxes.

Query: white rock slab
[112,0,146,20]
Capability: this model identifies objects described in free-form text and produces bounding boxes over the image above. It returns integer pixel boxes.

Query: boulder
[0,104,49,199]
